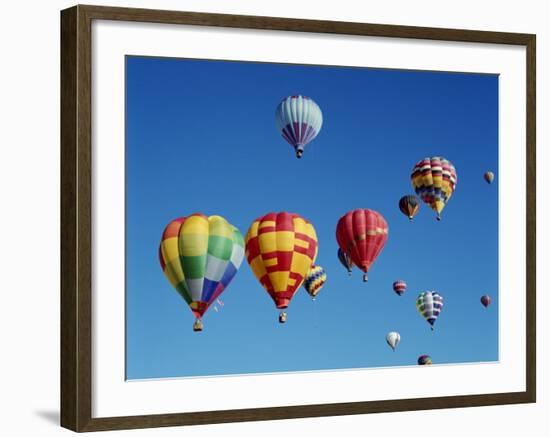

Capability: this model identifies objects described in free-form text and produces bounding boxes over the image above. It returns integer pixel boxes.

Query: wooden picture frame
[60,4,536,432]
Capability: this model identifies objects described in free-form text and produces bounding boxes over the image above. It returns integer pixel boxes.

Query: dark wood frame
[61,4,536,432]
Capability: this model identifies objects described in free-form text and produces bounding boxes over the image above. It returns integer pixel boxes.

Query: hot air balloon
[337,248,354,275]
[275,95,323,158]
[386,332,400,351]
[398,195,420,221]
[245,212,318,323]
[481,295,492,308]
[416,291,444,330]
[418,355,432,365]
[484,171,495,184]
[393,280,407,296]
[336,209,388,282]
[303,265,327,300]
[159,214,244,331]
[411,156,457,220]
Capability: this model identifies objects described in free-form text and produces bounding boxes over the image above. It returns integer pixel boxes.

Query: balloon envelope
[484,171,495,184]
[398,195,420,221]
[159,214,244,324]
[418,355,433,365]
[245,212,318,309]
[416,291,444,329]
[303,265,327,299]
[275,95,323,158]
[336,209,388,281]
[481,295,492,308]
[411,157,457,220]
[337,248,354,274]
[393,280,407,296]
[386,331,400,351]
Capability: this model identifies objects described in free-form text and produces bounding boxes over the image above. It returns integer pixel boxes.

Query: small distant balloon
[398,195,420,221]
[481,295,492,308]
[337,248,354,275]
[393,280,407,296]
[418,355,433,365]
[386,332,401,351]
[416,291,444,330]
[303,265,327,300]
[484,171,495,184]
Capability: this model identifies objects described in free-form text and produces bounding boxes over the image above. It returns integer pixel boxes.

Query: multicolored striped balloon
[416,291,444,330]
[245,212,318,321]
[303,265,327,300]
[159,214,244,331]
[418,354,433,365]
[336,209,388,282]
[393,280,407,296]
[275,95,323,158]
[481,295,492,308]
[337,248,354,275]
[411,157,457,220]
[484,171,495,184]
[398,195,420,221]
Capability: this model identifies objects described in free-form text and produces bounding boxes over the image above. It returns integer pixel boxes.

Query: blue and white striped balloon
[275,95,323,158]
[416,291,444,330]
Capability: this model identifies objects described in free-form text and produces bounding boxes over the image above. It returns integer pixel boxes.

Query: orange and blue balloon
[398,195,420,221]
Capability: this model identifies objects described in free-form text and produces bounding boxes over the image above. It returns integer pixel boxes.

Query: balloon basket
[362,274,368,282]
[279,312,287,324]
[193,319,203,332]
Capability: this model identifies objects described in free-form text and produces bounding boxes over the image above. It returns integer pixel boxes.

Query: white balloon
[275,95,323,158]
[386,331,401,351]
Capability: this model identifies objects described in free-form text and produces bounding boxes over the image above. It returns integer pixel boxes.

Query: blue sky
[125,56,498,379]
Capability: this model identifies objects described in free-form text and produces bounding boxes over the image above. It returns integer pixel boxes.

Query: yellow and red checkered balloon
[245,212,318,310]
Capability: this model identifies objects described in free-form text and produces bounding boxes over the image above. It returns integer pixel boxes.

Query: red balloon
[336,209,389,282]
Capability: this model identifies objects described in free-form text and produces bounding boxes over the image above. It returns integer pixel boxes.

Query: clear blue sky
[125,56,498,379]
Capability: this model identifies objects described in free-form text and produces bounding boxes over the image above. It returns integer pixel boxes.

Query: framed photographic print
[60,4,536,432]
